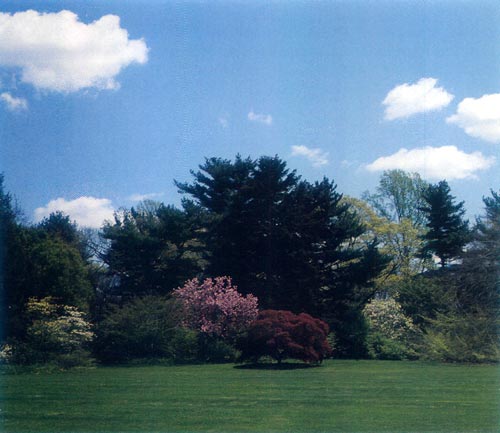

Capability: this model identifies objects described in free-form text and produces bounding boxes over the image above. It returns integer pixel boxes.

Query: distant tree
[173,276,258,341]
[238,310,332,364]
[422,190,500,362]
[28,236,94,310]
[360,171,432,292]
[420,181,470,267]
[344,196,429,287]
[454,190,500,313]
[363,170,429,226]
[38,212,79,245]
[100,201,207,299]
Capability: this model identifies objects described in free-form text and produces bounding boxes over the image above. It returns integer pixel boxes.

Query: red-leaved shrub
[238,310,332,364]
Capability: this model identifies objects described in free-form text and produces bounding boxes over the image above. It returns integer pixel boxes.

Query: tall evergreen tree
[420,180,469,267]
[453,190,500,314]
[417,191,500,362]
[176,155,388,356]
[100,201,206,300]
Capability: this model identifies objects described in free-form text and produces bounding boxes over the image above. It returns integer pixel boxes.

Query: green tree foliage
[420,181,470,267]
[176,155,388,356]
[421,311,499,363]
[0,175,23,342]
[397,272,451,327]
[94,296,198,364]
[29,236,93,310]
[344,197,428,287]
[2,188,94,341]
[361,171,432,292]
[420,190,500,362]
[363,297,418,360]
[10,297,94,367]
[453,190,500,314]
[363,170,429,226]
[100,201,207,299]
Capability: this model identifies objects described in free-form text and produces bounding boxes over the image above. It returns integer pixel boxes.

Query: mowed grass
[1,360,499,433]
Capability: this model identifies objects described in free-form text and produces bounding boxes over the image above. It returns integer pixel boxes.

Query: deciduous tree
[238,310,332,364]
[173,276,258,340]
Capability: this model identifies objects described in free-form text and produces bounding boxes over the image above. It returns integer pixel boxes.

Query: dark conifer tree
[100,201,206,299]
[177,155,388,356]
[420,180,470,267]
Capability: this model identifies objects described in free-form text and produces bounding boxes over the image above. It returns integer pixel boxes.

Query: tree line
[0,155,498,366]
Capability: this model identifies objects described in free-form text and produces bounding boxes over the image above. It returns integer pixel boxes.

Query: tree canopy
[420,180,470,267]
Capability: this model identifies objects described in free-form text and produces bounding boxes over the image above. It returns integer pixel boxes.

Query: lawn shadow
[234,362,319,370]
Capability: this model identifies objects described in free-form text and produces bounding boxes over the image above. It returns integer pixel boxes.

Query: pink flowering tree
[173,276,258,341]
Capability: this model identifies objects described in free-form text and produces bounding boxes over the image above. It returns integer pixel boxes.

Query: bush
[94,296,198,364]
[197,334,238,363]
[9,297,94,367]
[173,276,259,341]
[363,297,419,360]
[421,312,500,363]
[238,310,332,364]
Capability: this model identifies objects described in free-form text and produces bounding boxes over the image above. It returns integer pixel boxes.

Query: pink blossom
[173,276,258,339]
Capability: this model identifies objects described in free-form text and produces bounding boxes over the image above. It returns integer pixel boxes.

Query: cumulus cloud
[128,192,163,202]
[0,10,148,92]
[383,78,454,120]
[366,145,495,180]
[0,92,27,111]
[248,110,272,125]
[447,93,500,143]
[34,197,115,228]
[291,145,329,167]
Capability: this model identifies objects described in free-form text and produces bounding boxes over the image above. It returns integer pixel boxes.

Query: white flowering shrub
[0,344,13,364]
[12,297,94,367]
[363,297,419,360]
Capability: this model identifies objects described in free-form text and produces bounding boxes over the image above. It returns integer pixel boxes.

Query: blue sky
[1,1,499,227]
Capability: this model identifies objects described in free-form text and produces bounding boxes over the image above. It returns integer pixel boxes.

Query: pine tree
[176,155,389,356]
[420,180,469,267]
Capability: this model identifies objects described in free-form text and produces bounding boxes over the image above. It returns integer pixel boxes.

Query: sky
[1,0,499,228]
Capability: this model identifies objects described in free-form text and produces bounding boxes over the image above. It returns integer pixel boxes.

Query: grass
[1,360,499,432]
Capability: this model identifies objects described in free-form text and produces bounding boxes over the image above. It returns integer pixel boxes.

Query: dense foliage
[363,298,418,360]
[9,297,94,367]
[238,310,332,364]
[176,155,388,356]
[94,296,198,364]
[173,276,258,340]
[0,159,498,366]
[420,180,470,267]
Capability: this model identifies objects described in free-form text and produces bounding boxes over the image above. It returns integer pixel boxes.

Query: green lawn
[1,360,499,433]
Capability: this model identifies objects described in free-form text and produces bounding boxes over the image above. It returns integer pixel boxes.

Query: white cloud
[0,92,27,111]
[34,197,115,228]
[447,93,500,143]
[0,10,148,93]
[248,110,272,125]
[128,192,163,202]
[383,78,454,120]
[291,145,329,167]
[366,145,495,180]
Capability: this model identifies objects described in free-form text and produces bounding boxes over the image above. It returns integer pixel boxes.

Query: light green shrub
[363,297,419,360]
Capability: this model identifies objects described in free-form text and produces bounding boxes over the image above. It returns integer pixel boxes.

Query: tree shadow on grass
[234,362,319,370]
